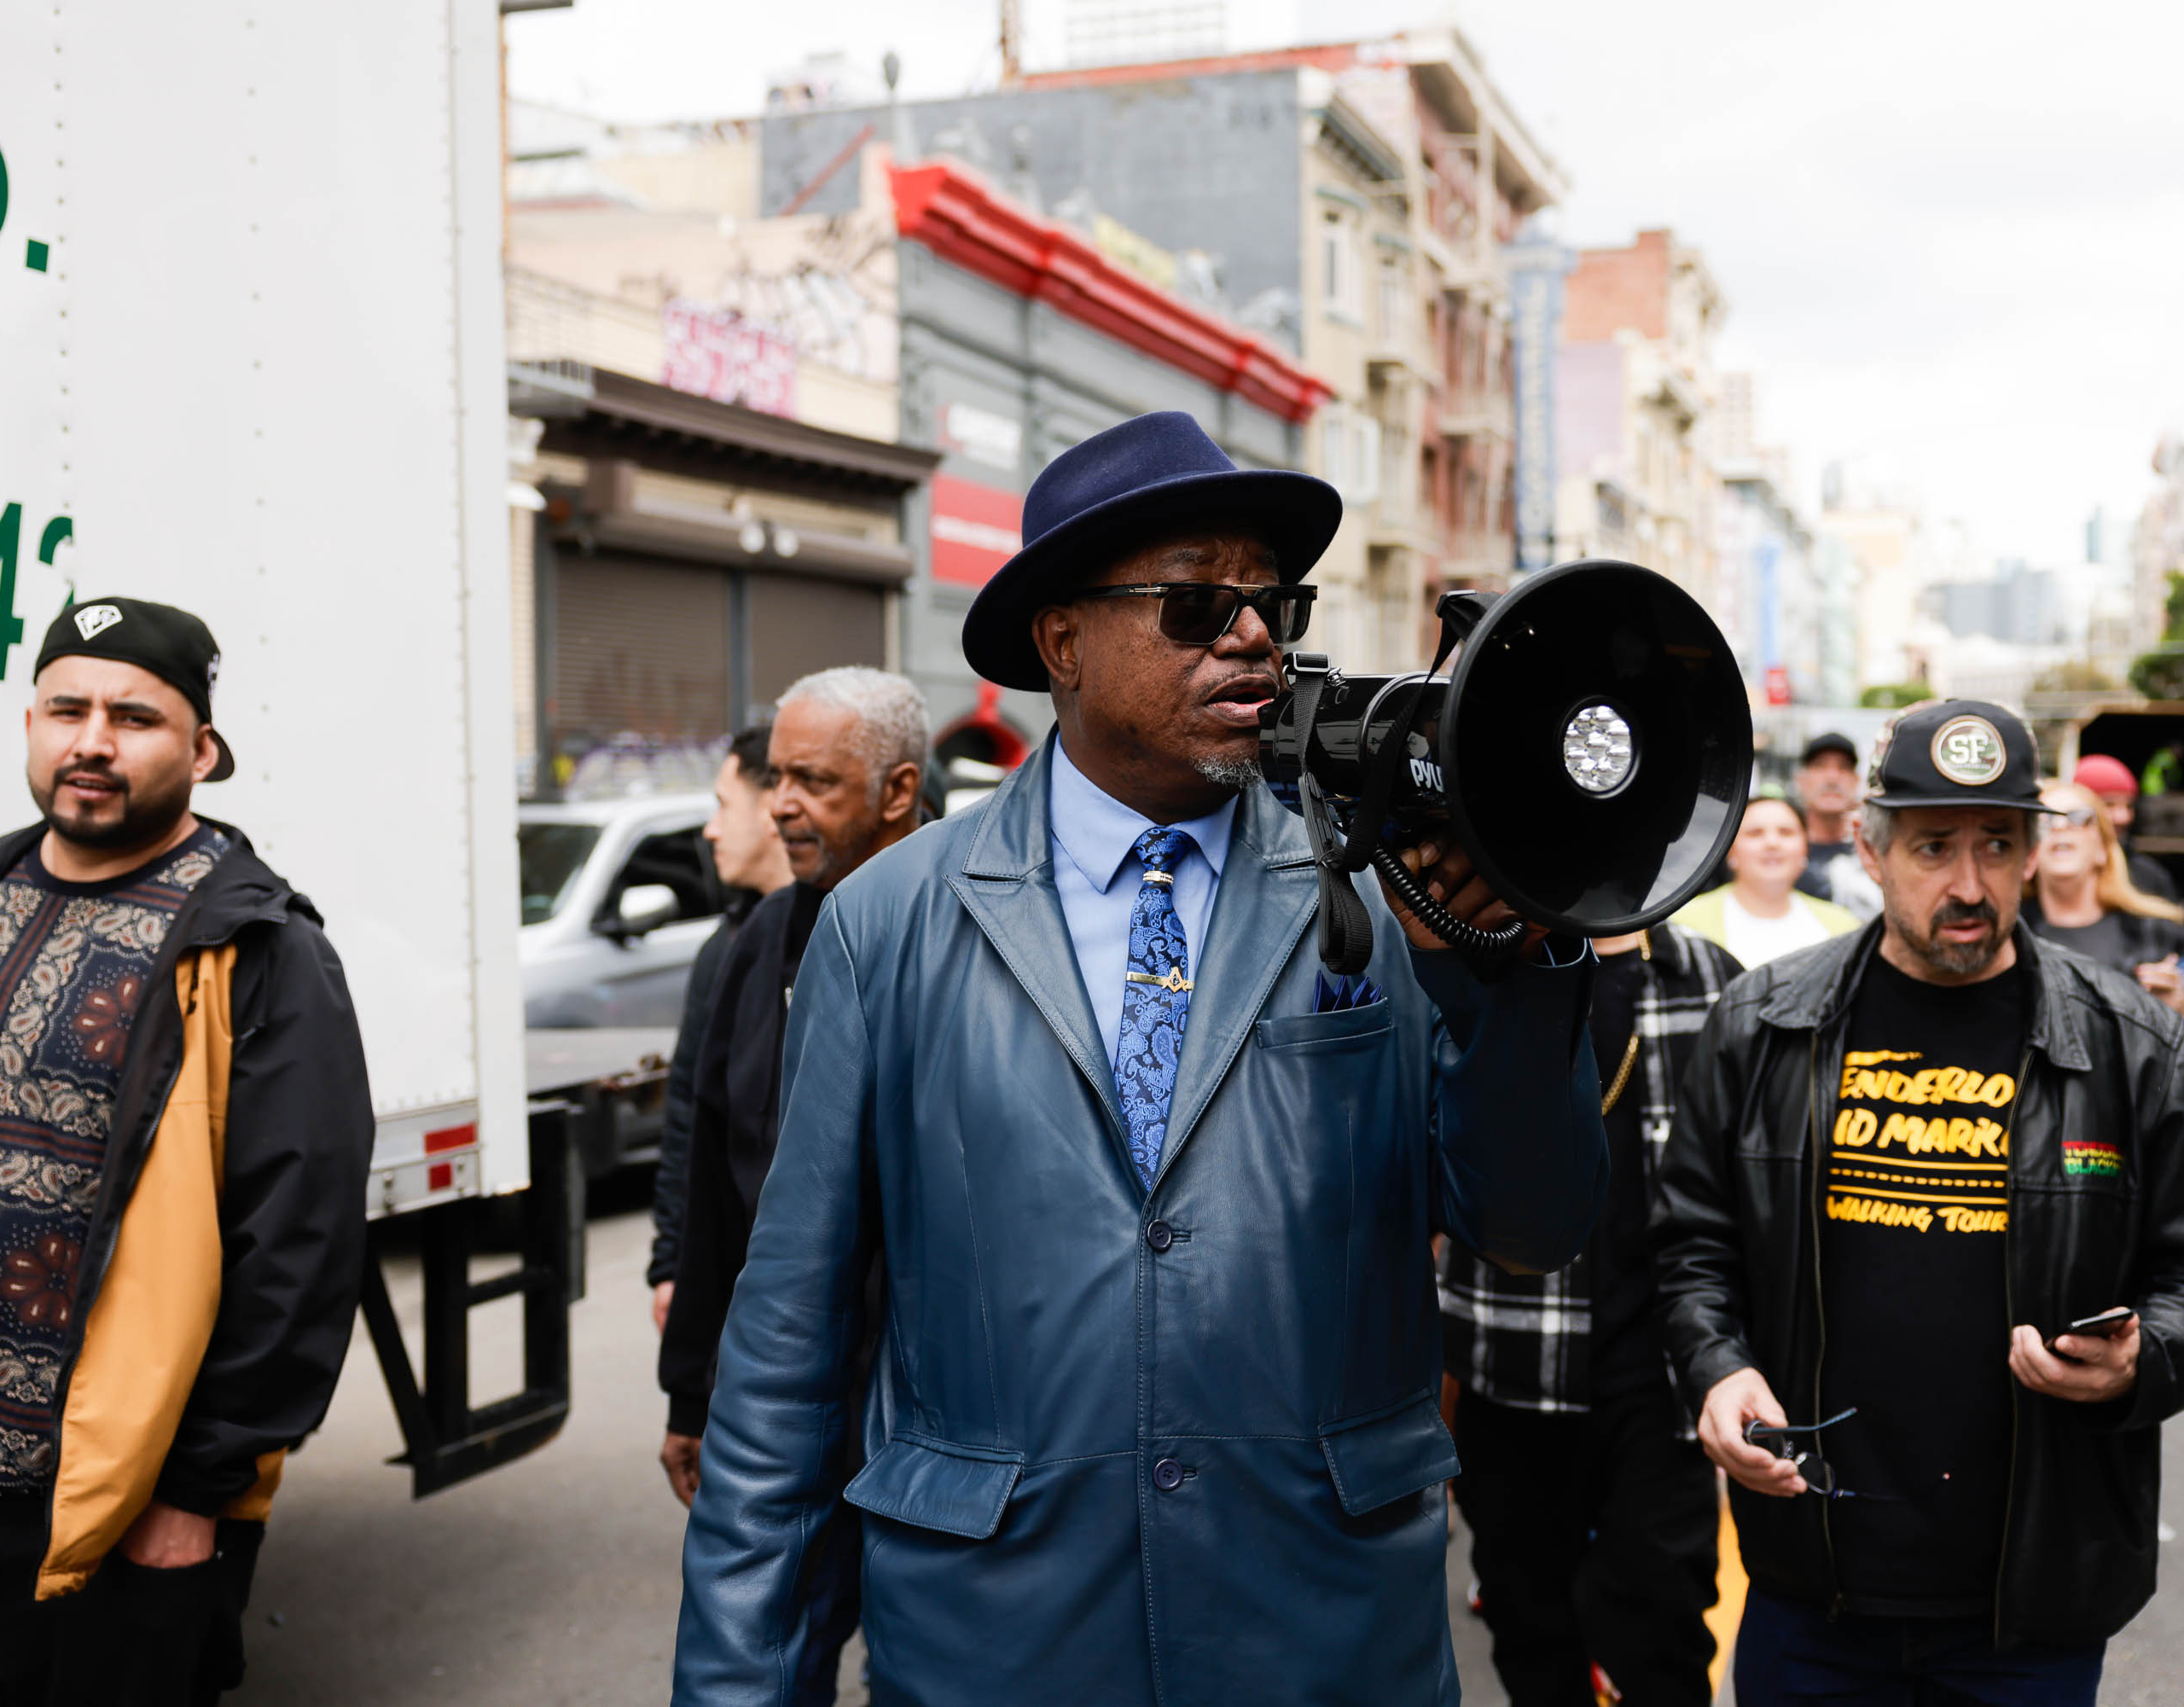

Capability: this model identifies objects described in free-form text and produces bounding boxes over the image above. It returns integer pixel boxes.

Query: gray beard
[1193,754,1263,794]
[1887,897,2007,978]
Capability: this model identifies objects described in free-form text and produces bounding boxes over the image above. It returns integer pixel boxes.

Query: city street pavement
[235,1185,2181,1704]
[233,1178,688,1706]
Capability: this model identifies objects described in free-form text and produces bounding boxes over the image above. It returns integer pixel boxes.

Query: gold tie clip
[1126,967,1194,996]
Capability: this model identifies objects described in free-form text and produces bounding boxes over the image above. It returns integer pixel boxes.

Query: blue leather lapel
[946,738,1322,1196]
[946,740,1130,1158]
[1149,783,1317,1189]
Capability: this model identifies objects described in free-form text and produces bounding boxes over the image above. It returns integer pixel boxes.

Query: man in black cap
[674,411,1606,1704]
[1795,730,1879,920]
[0,598,373,1704]
[1655,699,2184,1702]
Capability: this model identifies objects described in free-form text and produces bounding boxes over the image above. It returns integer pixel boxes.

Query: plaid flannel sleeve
[1437,1243,1592,1413]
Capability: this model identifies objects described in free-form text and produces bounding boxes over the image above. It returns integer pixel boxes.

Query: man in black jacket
[647,725,793,1332]
[1654,699,2184,1702]
[659,667,926,1704]
[0,599,373,1705]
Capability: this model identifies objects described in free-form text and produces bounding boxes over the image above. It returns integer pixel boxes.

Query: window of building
[1447,299,1482,399]
[1376,258,1405,345]
[1597,484,1627,534]
[1350,416,1381,504]
[1380,427,1407,516]
[1321,208,1360,321]
[1320,408,1381,504]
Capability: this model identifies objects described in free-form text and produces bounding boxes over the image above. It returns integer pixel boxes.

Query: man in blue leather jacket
[675,411,1610,1705]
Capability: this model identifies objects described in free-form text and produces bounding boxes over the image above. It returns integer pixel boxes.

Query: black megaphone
[1258,558,1753,974]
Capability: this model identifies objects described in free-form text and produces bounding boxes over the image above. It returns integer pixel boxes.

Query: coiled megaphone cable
[1369,845,1528,977]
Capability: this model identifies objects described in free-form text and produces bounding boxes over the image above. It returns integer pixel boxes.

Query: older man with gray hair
[659,665,927,1705]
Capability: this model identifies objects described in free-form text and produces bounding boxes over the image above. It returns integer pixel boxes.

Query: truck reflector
[424,1123,478,1191]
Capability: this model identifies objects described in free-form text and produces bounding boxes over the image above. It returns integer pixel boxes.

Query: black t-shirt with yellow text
[1818,954,2027,1617]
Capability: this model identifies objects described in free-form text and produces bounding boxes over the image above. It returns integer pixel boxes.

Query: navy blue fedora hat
[961,410,1342,691]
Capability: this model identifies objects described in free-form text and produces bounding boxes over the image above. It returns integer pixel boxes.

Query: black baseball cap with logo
[1865,699,2057,815]
[1799,731,1858,766]
[32,597,235,781]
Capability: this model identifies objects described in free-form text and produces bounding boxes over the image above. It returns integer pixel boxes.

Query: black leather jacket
[1652,920,2184,1646]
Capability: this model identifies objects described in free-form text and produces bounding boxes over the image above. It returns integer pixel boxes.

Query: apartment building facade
[506,110,1326,744]
[758,26,1565,668]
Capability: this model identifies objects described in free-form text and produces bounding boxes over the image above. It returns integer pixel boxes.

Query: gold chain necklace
[1600,931,1652,1115]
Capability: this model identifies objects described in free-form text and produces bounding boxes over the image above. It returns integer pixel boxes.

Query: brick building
[1552,229,1725,607]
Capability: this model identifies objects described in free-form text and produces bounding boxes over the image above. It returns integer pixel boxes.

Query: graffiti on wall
[660,300,799,415]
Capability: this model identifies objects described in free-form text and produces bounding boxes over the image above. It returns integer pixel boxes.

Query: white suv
[518,793,723,1030]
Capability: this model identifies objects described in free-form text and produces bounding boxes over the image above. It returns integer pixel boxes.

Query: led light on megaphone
[1563,704,1635,794]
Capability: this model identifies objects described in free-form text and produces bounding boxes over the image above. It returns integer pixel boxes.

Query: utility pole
[1000,0,1022,84]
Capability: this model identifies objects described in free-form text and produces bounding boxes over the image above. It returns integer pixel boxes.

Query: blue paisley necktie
[1116,827,1196,1187]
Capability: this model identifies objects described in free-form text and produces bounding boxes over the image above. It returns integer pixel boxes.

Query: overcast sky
[509,0,2184,572]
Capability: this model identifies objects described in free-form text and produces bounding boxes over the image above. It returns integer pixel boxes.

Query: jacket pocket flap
[843,1433,1025,1539]
[1318,1396,1458,1517]
[1255,1003,1394,1052]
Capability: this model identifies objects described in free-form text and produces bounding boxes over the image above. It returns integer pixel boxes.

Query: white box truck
[0,1,601,1492]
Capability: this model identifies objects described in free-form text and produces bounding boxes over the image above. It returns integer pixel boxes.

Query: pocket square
[1311,972,1384,1013]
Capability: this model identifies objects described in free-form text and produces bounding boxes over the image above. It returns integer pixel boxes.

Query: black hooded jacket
[1652,920,2184,1646]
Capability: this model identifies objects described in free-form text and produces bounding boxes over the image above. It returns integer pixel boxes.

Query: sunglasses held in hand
[1743,1408,1900,1502]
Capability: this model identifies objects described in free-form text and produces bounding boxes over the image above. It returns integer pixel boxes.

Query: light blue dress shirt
[1048,740,1236,1069]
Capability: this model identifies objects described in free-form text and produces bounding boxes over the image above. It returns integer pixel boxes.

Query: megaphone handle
[1369,844,1526,979]
[1287,664,1379,976]
[1333,617,1469,878]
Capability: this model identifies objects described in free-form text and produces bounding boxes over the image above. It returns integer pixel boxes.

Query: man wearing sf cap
[673,411,1606,1704]
[1654,700,2184,1701]
[0,599,373,1704]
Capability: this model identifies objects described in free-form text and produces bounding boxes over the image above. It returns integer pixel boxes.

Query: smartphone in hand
[2044,1307,2136,1353]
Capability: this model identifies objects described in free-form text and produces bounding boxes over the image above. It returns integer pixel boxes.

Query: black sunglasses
[1075,582,1316,647]
[1744,1408,1899,1502]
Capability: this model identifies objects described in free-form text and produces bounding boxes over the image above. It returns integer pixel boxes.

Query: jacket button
[1146,1219,1174,1252]
[1153,1457,1184,1491]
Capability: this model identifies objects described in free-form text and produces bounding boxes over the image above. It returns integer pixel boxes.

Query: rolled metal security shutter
[746,572,888,707]
[552,554,730,750]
